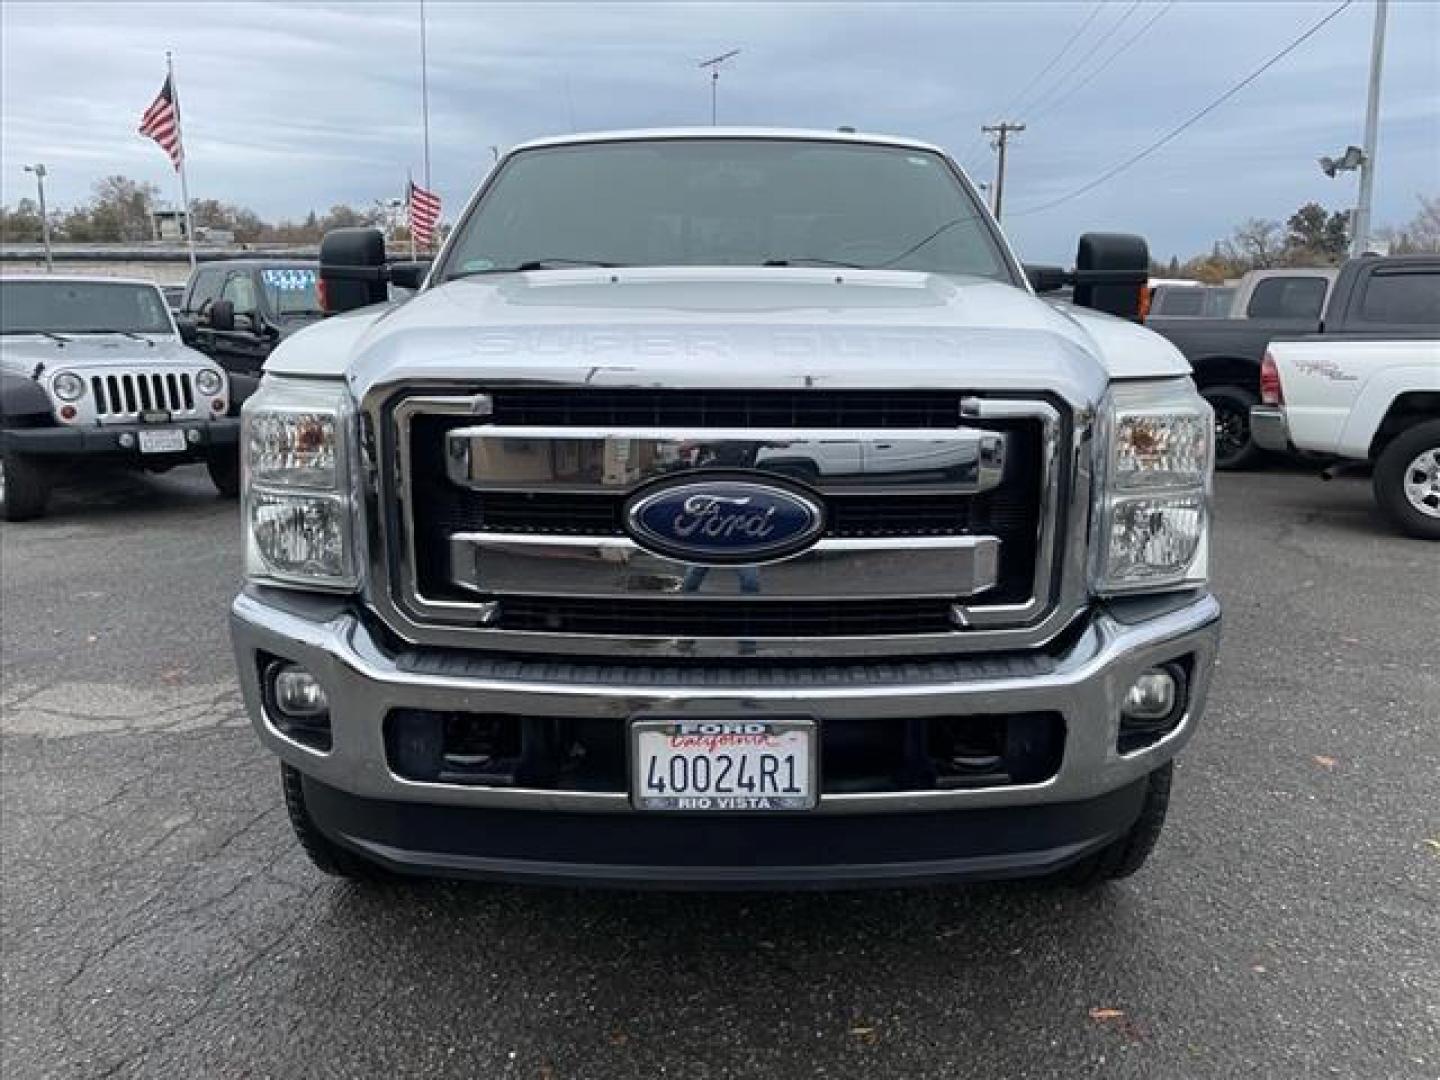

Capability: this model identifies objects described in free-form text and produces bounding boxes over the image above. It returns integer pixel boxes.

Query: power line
[1029,1,1176,124]
[1024,0,1144,121]
[1000,0,1107,118]
[1009,0,1357,218]
[959,1,1105,170]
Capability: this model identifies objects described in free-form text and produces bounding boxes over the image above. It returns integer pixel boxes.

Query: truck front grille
[384,388,1065,656]
[90,370,198,419]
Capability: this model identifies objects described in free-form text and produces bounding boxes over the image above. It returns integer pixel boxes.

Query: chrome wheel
[1402,447,1440,519]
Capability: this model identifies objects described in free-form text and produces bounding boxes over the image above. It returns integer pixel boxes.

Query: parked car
[177,259,322,377]
[1146,283,1236,320]
[1251,254,1440,539]
[0,276,238,520]
[1149,266,1340,469]
[230,129,1220,890]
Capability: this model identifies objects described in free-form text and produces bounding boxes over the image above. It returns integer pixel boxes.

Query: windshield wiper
[761,258,864,269]
[1,330,72,343]
[67,329,156,344]
[450,258,624,279]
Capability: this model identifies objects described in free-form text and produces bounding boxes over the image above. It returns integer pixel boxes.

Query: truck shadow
[296,875,1153,1071]
[12,464,231,525]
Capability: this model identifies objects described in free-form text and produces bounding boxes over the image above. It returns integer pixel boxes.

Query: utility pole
[698,49,740,126]
[23,163,52,272]
[1351,0,1388,256]
[981,121,1025,221]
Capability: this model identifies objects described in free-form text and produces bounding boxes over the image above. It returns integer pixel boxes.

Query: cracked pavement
[2,465,1437,1079]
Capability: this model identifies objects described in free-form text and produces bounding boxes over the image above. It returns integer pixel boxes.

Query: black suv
[178,260,323,377]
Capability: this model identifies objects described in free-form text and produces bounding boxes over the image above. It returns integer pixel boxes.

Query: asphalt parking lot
[2,466,1436,1079]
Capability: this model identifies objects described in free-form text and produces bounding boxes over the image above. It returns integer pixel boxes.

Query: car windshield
[440,138,1012,282]
[259,266,322,316]
[0,280,172,335]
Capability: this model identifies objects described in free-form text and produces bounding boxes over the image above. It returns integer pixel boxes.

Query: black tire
[280,763,388,880]
[206,454,241,499]
[1201,385,1263,471]
[1373,419,1440,541]
[1066,762,1173,887]
[0,450,50,522]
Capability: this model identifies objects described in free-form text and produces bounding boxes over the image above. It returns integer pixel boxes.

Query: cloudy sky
[2,0,1436,261]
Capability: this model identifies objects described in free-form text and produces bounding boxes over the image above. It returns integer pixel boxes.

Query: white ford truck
[230,129,1221,888]
[1251,255,1440,539]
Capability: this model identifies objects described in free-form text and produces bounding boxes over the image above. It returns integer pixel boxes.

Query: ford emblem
[624,479,825,564]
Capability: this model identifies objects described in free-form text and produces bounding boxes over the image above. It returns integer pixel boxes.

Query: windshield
[440,139,1013,282]
[0,280,173,335]
[259,266,322,317]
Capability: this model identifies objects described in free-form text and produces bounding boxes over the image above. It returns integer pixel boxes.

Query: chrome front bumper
[1250,405,1292,453]
[231,589,1221,815]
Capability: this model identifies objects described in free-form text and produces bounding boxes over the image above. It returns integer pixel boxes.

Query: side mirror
[389,260,432,291]
[1071,233,1149,322]
[175,316,199,345]
[1024,264,1070,294]
[208,299,236,333]
[319,227,389,313]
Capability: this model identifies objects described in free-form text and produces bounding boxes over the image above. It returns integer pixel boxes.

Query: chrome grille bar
[449,533,1001,600]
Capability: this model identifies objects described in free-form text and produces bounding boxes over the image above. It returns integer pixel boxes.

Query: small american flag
[408,179,441,248]
[139,74,184,170]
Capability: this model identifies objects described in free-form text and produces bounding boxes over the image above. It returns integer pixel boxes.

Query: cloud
[2,0,1436,260]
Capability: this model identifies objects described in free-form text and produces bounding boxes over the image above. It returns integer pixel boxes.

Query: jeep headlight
[1091,380,1213,595]
[242,379,359,590]
[194,367,225,397]
[51,371,85,402]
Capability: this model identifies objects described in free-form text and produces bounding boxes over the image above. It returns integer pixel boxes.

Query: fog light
[272,663,329,718]
[118,432,136,449]
[186,428,201,445]
[1123,667,1178,721]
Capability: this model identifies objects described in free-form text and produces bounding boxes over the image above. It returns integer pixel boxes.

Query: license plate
[137,429,187,454]
[631,718,817,811]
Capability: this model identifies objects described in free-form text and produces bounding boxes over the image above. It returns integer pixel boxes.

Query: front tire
[1201,385,1263,471]
[1066,763,1173,886]
[280,764,387,880]
[0,450,50,521]
[1373,419,1440,540]
[207,454,240,499]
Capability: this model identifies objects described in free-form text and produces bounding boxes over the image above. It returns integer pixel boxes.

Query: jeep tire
[207,453,241,499]
[280,763,388,881]
[1373,419,1440,541]
[1066,762,1173,887]
[0,450,50,522]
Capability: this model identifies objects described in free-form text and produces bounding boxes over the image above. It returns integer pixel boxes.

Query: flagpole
[419,0,432,252]
[167,51,197,270]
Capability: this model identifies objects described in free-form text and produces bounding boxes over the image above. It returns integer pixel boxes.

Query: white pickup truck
[229,128,1221,889]
[1251,255,1440,539]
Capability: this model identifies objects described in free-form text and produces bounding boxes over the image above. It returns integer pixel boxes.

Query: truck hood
[0,333,215,374]
[264,268,1190,404]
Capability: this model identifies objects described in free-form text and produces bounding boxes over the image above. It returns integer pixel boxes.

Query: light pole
[698,49,740,126]
[23,164,52,272]
[1351,0,1388,256]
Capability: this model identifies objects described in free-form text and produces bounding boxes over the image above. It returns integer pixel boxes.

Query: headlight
[195,368,225,396]
[241,379,359,590]
[1091,380,1213,595]
[51,372,85,402]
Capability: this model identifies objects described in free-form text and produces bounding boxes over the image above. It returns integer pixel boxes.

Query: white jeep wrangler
[0,276,239,520]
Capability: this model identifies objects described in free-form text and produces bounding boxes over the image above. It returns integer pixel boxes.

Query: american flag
[139,74,184,170]
[408,179,441,248]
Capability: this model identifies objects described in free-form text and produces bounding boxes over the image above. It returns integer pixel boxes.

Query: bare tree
[1223,218,1286,270]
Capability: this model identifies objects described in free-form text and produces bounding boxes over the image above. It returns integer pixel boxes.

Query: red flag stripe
[138,75,183,170]
[408,180,442,246]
